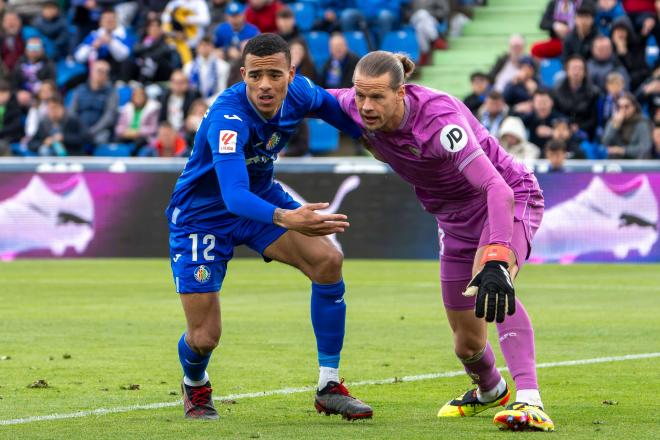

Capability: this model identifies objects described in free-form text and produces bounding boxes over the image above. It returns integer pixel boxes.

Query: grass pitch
[1,259,659,439]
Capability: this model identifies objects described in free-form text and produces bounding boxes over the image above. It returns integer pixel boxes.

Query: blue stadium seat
[539,57,563,88]
[381,30,420,63]
[56,59,87,89]
[117,85,133,107]
[292,2,316,32]
[343,31,369,57]
[306,31,330,73]
[94,143,134,157]
[646,35,659,68]
[307,118,339,154]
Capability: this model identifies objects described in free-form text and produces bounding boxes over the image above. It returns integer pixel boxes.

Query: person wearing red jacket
[245,0,283,33]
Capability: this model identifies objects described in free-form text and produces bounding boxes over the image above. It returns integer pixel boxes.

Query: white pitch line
[1,352,658,426]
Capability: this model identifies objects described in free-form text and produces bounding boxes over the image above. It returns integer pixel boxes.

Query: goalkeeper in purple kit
[329,51,555,432]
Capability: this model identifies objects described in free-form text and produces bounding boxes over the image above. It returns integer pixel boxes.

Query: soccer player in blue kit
[166,34,373,420]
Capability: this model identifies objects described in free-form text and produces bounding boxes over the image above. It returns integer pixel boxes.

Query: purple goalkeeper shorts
[436,199,544,311]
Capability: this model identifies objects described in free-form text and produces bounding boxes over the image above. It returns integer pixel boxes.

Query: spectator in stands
[406,0,451,65]
[532,0,588,59]
[7,0,53,19]
[213,2,259,55]
[275,6,300,43]
[553,55,600,139]
[587,34,630,89]
[602,91,652,157]
[545,139,568,171]
[341,0,400,48]
[595,0,627,36]
[463,71,490,116]
[69,60,118,145]
[561,3,598,62]
[598,71,627,135]
[520,89,563,149]
[0,79,22,152]
[115,83,161,150]
[245,0,283,33]
[183,97,207,147]
[650,121,660,157]
[636,65,660,120]
[498,116,541,160]
[479,90,508,135]
[621,0,657,36]
[0,11,24,76]
[184,36,229,103]
[74,9,133,79]
[611,17,649,90]
[290,38,317,81]
[313,0,348,33]
[31,1,68,60]
[551,116,586,157]
[130,17,180,84]
[320,33,359,88]
[24,78,56,139]
[0,0,5,24]
[161,0,210,49]
[489,34,527,93]
[208,0,228,30]
[139,121,188,156]
[158,69,200,133]
[11,36,55,107]
[28,97,89,156]
[502,55,539,113]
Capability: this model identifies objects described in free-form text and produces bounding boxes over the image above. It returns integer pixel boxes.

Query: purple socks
[495,298,538,390]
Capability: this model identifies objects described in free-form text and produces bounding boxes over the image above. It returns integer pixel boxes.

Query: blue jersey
[166,75,359,231]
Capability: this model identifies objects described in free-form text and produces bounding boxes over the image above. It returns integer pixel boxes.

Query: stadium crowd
[464,0,660,169]
[0,0,487,157]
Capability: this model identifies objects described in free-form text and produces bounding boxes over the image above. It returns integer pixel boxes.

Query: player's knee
[312,249,343,283]
[454,332,486,360]
[188,328,221,355]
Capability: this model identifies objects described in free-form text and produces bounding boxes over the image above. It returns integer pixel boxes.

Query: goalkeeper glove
[463,245,515,323]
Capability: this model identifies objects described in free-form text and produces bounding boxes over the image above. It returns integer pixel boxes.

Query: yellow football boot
[493,402,555,432]
[437,385,510,417]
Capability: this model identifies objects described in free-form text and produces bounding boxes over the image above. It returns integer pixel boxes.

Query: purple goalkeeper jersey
[330,85,544,247]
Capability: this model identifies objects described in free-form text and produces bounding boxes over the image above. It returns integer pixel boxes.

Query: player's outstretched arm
[310,86,362,139]
[273,203,350,237]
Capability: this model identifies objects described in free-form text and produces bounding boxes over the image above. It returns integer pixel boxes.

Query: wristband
[480,244,510,265]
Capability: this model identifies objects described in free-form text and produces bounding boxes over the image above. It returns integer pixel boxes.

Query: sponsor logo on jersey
[224,114,242,121]
[219,130,237,153]
[193,265,211,284]
[440,124,468,153]
[266,132,281,150]
[408,146,421,157]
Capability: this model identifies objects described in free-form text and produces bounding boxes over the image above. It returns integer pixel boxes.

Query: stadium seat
[307,118,339,154]
[646,35,659,68]
[539,57,563,88]
[117,85,133,107]
[306,31,330,74]
[56,59,87,89]
[94,143,134,157]
[292,2,316,32]
[344,31,369,57]
[381,30,420,63]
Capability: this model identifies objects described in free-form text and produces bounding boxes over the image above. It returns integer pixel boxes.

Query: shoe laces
[328,379,351,397]
[189,385,213,406]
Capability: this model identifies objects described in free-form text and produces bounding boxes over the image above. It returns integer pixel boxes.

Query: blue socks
[311,280,346,368]
[178,333,211,382]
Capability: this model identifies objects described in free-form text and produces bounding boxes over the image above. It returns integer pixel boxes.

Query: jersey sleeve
[207,112,278,224]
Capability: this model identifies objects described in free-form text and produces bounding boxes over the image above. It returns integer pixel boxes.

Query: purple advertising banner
[0,170,658,262]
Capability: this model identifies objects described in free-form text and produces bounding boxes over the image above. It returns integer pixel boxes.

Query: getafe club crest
[266,132,281,150]
[194,265,211,284]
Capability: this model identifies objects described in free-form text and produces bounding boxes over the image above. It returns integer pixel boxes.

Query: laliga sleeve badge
[194,265,211,284]
[440,124,468,153]
[219,130,237,153]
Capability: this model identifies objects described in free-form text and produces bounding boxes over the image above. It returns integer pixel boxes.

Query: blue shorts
[169,183,301,293]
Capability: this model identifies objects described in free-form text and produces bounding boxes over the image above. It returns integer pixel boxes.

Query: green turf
[1,260,659,439]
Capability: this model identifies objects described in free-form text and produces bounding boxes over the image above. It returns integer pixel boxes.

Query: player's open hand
[274,203,350,236]
[463,261,515,323]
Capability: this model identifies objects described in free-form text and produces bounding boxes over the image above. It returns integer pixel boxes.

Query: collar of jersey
[396,94,412,131]
[244,87,284,124]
